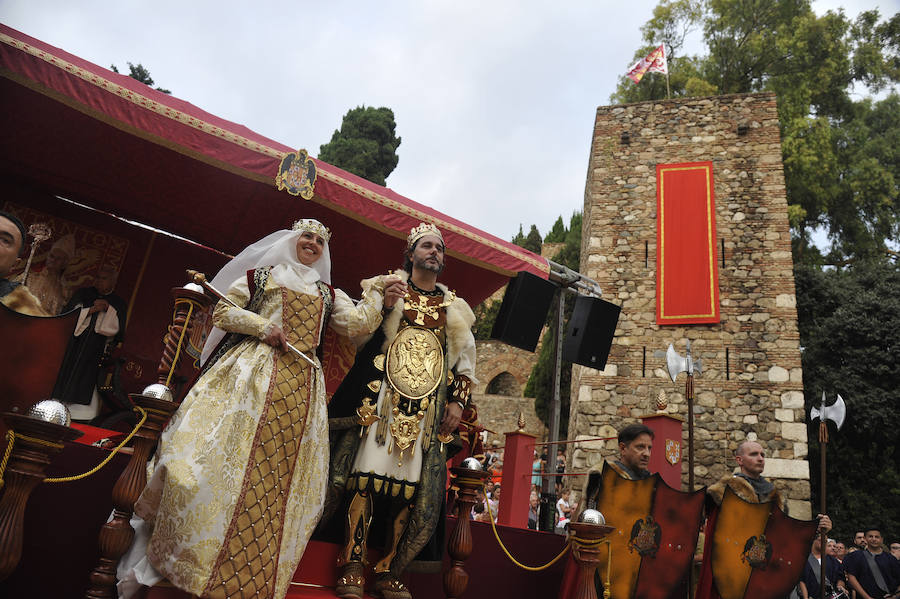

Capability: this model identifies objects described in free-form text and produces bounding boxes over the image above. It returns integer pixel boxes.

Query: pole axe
[186,269,319,370]
[656,340,702,491]
[810,391,846,599]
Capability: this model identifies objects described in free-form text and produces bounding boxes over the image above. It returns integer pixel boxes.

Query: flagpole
[665,72,670,99]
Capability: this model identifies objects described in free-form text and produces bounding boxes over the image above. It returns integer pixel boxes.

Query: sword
[187,269,319,370]
[810,391,846,599]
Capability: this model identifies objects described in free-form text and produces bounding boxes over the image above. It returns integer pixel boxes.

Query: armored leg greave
[339,491,373,566]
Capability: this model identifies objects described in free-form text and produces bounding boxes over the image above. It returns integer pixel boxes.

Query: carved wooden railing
[0,413,83,580]
[84,286,213,598]
[444,464,491,599]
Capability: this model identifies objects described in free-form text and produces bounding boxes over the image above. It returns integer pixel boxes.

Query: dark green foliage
[512,224,543,254]
[545,217,567,243]
[795,260,900,541]
[318,106,401,186]
[472,299,502,341]
[110,62,171,94]
[612,2,900,264]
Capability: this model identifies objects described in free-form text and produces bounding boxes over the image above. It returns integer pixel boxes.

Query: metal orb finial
[461,457,483,471]
[579,509,606,525]
[141,383,174,402]
[26,399,71,426]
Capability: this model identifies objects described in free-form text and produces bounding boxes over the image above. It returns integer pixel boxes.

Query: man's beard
[414,256,444,274]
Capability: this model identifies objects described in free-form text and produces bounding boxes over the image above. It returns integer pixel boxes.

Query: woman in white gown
[118,219,386,599]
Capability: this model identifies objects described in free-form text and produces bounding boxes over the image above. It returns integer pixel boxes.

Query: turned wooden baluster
[84,396,175,599]
[444,465,491,599]
[567,521,615,599]
[0,413,83,580]
[84,286,212,599]
[157,289,213,398]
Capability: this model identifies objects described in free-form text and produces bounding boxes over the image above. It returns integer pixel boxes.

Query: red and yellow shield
[593,463,705,599]
[706,487,817,599]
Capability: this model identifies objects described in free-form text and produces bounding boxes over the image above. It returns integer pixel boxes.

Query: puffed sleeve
[328,275,387,339]
[211,276,273,339]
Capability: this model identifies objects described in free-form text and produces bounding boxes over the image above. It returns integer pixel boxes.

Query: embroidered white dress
[120,265,381,599]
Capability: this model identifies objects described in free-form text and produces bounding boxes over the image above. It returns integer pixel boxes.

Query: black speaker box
[490,271,557,352]
[562,295,621,369]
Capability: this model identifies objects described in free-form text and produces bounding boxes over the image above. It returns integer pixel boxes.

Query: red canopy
[0,24,548,304]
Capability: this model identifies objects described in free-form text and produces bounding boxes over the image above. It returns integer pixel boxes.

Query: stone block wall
[569,92,811,517]
[473,339,547,444]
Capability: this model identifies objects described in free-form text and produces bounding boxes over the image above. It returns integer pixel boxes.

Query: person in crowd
[843,527,900,599]
[117,219,385,599]
[532,450,543,492]
[890,542,900,561]
[556,487,572,532]
[836,541,847,563]
[325,223,477,599]
[856,531,869,550]
[0,210,46,315]
[798,535,847,599]
[556,448,567,493]
[23,232,74,314]
[487,485,500,522]
[527,490,540,530]
[52,263,127,420]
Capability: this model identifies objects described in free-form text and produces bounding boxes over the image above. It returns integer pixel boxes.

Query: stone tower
[569,92,811,517]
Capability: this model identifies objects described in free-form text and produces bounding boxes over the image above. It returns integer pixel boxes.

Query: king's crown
[407,222,443,247]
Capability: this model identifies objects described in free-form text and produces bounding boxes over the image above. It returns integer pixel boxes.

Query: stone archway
[486,371,520,396]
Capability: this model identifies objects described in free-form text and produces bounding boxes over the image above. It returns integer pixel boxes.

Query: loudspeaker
[562,295,621,369]
[490,271,557,352]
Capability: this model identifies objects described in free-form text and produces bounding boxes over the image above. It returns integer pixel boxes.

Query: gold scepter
[187,269,319,370]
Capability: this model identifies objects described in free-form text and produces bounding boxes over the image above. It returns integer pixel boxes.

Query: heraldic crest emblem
[665,438,681,465]
[627,515,662,557]
[741,534,773,569]
[275,148,317,199]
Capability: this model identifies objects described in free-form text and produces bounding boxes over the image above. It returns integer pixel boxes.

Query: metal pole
[820,420,827,599]
[540,288,564,532]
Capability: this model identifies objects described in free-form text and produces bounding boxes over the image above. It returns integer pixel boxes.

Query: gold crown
[292,218,331,242]
[407,222,443,248]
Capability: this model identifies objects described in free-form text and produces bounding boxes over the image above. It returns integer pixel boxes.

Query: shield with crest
[589,463,705,599]
[704,486,818,599]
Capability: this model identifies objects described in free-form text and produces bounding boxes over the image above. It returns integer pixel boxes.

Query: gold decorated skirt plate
[385,326,444,400]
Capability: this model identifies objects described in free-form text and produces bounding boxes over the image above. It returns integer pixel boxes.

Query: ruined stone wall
[473,339,547,443]
[569,92,811,517]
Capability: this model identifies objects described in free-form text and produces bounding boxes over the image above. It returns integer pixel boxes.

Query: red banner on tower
[656,162,720,325]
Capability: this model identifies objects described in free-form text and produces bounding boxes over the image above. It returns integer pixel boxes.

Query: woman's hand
[262,326,291,352]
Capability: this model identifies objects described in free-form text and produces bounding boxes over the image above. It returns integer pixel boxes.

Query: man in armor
[328,222,476,599]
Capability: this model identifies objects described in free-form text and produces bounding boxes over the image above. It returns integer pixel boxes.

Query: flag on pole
[626,44,667,84]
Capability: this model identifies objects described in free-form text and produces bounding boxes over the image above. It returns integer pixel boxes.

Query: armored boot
[336,491,372,599]
[372,502,413,599]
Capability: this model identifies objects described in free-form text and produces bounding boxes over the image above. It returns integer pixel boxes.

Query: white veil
[199,221,332,365]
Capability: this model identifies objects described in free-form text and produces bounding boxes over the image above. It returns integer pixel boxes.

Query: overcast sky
[2,1,895,243]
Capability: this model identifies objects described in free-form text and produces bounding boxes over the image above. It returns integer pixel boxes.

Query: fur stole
[1,285,49,316]
[707,473,785,511]
[369,270,476,371]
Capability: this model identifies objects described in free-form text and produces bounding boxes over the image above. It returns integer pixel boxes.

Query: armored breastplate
[379,289,451,462]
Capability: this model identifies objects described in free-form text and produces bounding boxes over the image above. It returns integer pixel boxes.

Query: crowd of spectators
[795,527,900,599]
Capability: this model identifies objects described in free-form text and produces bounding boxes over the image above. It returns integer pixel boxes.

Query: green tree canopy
[544,216,567,243]
[318,106,401,186]
[795,260,900,540]
[110,62,171,94]
[612,2,900,264]
[512,224,543,254]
